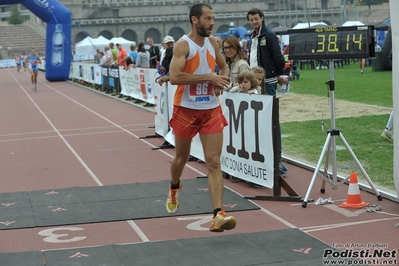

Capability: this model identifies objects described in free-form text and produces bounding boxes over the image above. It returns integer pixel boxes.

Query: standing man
[100,46,113,66]
[109,42,118,62]
[115,43,128,67]
[166,3,235,233]
[146,37,160,68]
[247,8,287,174]
[247,8,285,96]
[25,49,42,91]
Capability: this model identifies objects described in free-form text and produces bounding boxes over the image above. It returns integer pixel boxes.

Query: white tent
[109,37,136,52]
[342,21,364,26]
[292,22,328,29]
[75,36,110,56]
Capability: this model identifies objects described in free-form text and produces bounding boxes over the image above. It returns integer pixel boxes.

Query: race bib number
[189,82,213,96]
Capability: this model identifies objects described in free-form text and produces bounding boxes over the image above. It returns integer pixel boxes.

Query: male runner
[166,3,236,232]
[26,49,42,91]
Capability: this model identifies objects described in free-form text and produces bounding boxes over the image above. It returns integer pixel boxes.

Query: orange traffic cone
[339,172,370,209]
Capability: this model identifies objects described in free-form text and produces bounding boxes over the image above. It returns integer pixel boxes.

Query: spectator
[99,51,105,65]
[381,111,394,141]
[129,43,137,64]
[241,39,249,59]
[159,35,175,75]
[94,49,101,64]
[100,46,112,66]
[146,37,160,68]
[229,70,260,94]
[252,66,266,94]
[134,42,150,68]
[115,43,128,67]
[247,8,286,95]
[222,36,250,90]
[157,46,174,86]
[214,35,224,74]
[247,7,287,174]
[109,42,118,62]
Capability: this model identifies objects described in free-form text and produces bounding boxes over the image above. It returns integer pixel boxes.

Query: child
[229,70,260,95]
[251,66,266,94]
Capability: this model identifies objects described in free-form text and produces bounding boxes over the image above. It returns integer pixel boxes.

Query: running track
[0,68,398,265]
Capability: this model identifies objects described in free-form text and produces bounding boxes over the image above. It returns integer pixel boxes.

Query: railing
[73,8,342,25]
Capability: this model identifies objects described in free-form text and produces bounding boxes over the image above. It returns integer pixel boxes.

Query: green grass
[290,62,393,107]
[281,62,394,189]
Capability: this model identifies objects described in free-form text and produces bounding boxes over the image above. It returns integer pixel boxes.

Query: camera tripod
[302,60,382,208]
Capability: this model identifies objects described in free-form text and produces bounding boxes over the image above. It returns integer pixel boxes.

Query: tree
[8,5,24,25]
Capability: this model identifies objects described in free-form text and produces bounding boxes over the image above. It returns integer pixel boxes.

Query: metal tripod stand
[302,60,382,208]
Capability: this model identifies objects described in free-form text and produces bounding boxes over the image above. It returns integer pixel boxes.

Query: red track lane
[0,68,398,265]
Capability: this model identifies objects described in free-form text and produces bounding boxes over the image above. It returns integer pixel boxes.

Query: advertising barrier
[0,59,16,68]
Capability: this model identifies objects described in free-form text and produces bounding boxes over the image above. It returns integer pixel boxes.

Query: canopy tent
[292,22,328,29]
[271,26,291,35]
[75,36,110,56]
[109,37,136,53]
[342,21,364,26]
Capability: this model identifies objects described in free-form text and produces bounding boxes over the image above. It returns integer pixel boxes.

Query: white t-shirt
[249,34,258,68]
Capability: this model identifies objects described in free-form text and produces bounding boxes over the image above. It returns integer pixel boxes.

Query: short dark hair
[189,4,212,25]
[247,8,264,21]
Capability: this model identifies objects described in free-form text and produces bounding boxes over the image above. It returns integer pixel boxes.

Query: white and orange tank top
[173,35,219,110]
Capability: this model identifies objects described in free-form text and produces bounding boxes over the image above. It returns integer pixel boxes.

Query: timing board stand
[245,97,305,202]
[301,60,382,208]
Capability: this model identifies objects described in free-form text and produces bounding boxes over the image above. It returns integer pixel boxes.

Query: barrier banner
[220,92,274,188]
[101,65,120,91]
[119,67,157,105]
[0,59,16,68]
[164,92,274,188]
[119,67,141,99]
[153,81,174,137]
[69,62,101,85]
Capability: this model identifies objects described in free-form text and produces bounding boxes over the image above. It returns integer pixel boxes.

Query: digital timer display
[288,26,375,60]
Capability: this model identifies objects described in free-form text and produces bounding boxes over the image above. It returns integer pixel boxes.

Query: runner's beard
[197,24,212,37]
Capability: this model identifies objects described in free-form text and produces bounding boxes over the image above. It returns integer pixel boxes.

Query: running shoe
[34,84,37,91]
[210,210,236,232]
[166,181,182,214]
[31,84,34,90]
[381,129,393,141]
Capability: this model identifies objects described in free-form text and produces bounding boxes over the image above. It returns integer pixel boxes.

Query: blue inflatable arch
[0,0,71,81]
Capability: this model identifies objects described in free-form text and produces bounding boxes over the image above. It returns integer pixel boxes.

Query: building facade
[61,0,349,44]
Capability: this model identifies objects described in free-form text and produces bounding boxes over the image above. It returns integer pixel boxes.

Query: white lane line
[10,72,104,188]
[301,217,399,233]
[0,129,154,143]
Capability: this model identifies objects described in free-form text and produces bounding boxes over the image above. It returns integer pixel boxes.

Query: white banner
[153,82,175,137]
[119,67,157,105]
[220,92,274,188]
[164,92,274,188]
[0,59,16,68]
[69,62,102,85]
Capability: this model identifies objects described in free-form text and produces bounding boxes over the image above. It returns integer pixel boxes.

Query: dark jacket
[249,22,285,83]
